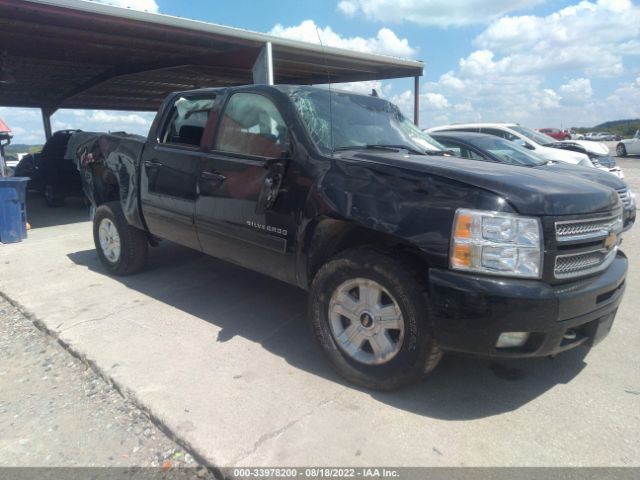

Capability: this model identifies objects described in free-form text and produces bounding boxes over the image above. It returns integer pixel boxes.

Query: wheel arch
[300,217,431,288]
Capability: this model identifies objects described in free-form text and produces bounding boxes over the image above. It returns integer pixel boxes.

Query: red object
[537,128,570,141]
[0,118,11,135]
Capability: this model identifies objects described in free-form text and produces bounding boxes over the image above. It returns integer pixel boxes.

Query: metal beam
[41,108,53,140]
[54,48,260,109]
[414,75,420,127]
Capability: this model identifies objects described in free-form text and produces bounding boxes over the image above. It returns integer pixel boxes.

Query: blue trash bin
[0,177,29,244]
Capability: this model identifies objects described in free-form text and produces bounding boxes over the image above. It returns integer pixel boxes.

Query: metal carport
[0,0,424,138]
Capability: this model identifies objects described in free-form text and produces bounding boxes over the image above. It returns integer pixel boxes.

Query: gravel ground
[0,295,211,475]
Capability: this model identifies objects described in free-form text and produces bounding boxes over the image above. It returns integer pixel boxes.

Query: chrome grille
[554,248,617,279]
[555,214,622,243]
[617,188,632,208]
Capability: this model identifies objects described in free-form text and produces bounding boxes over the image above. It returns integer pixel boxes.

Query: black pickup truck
[72,85,627,390]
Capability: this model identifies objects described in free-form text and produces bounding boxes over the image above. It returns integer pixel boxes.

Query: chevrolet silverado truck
[72,85,627,390]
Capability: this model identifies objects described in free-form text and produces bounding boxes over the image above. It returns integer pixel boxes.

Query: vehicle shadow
[67,241,588,421]
[27,192,89,229]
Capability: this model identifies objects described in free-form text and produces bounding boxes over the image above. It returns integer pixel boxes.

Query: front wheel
[616,144,627,157]
[309,249,442,390]
[93,202,148,275]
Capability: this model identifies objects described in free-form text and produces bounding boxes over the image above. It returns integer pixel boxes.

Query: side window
[438,140,462,157]
[482,128,518,142]
[215,93,287,158]
[159,96,215,147]
[465,148,485,160]
[448,127,480,134]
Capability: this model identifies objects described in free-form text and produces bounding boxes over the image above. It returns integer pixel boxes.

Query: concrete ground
[1,157,639,468]
[0,295,207,472]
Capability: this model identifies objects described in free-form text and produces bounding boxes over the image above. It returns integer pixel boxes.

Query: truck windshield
[289,88,446,155]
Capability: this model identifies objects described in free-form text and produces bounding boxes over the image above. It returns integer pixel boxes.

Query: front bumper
[428,252,627,358]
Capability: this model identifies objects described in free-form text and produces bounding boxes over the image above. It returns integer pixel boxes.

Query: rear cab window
[159,96,216,148]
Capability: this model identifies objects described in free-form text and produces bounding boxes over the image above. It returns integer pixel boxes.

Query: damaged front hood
[552,140,610,155]
[339,151,619,216]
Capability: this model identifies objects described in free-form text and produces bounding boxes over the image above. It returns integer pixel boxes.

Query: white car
[616,130,640,157]
[427,123,623,178]
[551,139,624,179]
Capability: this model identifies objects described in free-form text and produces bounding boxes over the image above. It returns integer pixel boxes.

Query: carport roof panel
[0,0,424,111]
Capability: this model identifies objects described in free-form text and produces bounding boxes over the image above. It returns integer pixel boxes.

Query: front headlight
[450,209,542,279]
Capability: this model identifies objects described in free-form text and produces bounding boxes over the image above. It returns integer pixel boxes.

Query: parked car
[586,132,615,141]
[428,123,623,178]
[426,123,622,175]
[569,130,585,140]
[537,128,571,141]
[431,131,634,231]
[550,139,624,178]
[15,129,83,206]
[70,85,627,390]
[616,130,640,157]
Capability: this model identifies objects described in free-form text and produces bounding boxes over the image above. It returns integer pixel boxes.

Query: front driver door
[140,94,216,250]
[194,91,297,283]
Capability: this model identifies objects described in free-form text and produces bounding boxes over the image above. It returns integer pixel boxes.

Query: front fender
[298,160,511,281]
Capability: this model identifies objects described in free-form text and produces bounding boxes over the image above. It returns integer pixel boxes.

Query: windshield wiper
[333,144,427,155]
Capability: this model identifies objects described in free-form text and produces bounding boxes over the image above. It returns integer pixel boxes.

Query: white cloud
[268,20,417,58]
[559,78,593,105]
[89,111,151,126]
[94,0,159,13]
[0,107,153,145]
[474,0,640,77]
[393,1,640,129]
[337,0,542,27]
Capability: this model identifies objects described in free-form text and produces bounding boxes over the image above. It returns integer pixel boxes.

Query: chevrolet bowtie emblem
[604,231,618,250]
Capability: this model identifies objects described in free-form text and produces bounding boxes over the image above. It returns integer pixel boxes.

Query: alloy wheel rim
[98,218,121,263]
[328,278,405,365]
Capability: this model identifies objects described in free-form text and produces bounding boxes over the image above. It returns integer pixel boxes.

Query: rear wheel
[616,144,627,157]
[43,182,65,207]
[93,202,148,275]
[309,248,442,390]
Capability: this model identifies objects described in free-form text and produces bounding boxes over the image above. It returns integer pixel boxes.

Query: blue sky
[1,0,639,145]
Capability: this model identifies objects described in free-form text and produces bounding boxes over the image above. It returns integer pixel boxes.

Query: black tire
[616,143,627,157]
[309,248,442,391]
[93,202,148,275]
[43,182,65,207]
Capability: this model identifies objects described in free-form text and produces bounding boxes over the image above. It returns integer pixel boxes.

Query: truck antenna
[315,27,334,157]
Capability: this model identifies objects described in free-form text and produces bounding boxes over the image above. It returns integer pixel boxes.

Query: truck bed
[67,131,147,229]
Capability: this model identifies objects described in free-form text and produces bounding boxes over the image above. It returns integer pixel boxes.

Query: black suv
[15,129,83,207]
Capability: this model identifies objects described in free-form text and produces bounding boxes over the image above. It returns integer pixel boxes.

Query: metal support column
[41,108,53,140]
[252,42,274,85]
[414,76,420,127]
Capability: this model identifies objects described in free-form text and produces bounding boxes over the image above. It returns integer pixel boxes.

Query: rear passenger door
[140,94,216,250]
